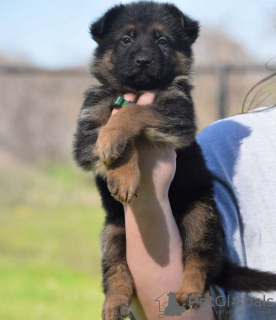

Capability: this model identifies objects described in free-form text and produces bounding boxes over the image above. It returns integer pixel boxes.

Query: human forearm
[124,194,183,319]
[125,192,216,320]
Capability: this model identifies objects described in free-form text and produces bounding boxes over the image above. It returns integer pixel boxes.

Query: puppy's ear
[90,5,123,43]
[164,4,200,45]
[181,14,200,45]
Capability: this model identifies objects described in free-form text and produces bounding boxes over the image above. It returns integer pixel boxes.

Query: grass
[0,160,111,319]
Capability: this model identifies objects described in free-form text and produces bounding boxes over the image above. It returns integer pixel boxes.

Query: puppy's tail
[213,257,276,292]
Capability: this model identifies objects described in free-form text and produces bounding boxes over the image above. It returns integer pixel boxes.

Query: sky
[1,0,276,69]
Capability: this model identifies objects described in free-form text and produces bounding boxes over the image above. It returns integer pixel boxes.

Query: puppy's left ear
[165,4,200,45]
[90,5,123,43]
[181,14,200,45]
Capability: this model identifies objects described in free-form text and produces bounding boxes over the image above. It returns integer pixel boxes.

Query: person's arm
[114,92,216,320]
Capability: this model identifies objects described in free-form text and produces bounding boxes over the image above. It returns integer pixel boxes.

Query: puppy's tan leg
[96,105,157,165]
[101,224,134,320]
[175,257,207,309]
[107,141,140,203]
[175,199,221,309]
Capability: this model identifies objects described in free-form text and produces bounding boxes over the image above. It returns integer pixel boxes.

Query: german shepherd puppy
[73,2,276,319]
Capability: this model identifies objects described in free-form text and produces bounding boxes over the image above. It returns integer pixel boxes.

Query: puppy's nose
[135,55,152,66]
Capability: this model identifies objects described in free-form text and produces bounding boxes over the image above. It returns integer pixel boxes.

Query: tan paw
[97,127,129,165]
[107,163,140,203]
[106,142,140,203]
[175,290,205,310]
[102,294,130,320]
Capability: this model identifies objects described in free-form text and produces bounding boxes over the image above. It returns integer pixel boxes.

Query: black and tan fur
[73,2,276,319]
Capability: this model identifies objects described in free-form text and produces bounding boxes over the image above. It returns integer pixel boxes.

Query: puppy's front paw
[106,143,140,203]
[107,162,140,203]
[175,289,205,310]
[102,294,130,320]
[97,127,128,165]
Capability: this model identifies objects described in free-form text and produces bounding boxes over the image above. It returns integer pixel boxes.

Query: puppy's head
[90,2,199,91]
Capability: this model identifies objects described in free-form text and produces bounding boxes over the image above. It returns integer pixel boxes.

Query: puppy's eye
[122,36,132,44]
[158,37,168,46]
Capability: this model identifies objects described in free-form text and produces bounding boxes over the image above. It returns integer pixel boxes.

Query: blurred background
[0,0,276,319]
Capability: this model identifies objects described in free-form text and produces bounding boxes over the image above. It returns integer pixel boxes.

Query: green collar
[110,96,133,111]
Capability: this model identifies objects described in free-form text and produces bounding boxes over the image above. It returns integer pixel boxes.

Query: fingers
[111,107,120,115]
[137,91,157,105]
[124,93,137,102]
[111,93,137,116]
[111,91,157,116]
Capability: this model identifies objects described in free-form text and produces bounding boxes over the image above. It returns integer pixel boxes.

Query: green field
[0,161,110,319]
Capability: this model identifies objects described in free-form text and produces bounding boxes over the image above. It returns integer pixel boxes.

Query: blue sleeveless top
[197,107,276,320]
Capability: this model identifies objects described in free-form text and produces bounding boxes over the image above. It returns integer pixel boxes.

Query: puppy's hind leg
[174,199,223,309]
[101,224,134,320]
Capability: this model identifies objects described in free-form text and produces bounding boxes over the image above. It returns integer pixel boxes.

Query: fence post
[217,66,229,119]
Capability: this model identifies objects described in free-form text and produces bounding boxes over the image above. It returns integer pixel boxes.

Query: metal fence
[0,65,274,163]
